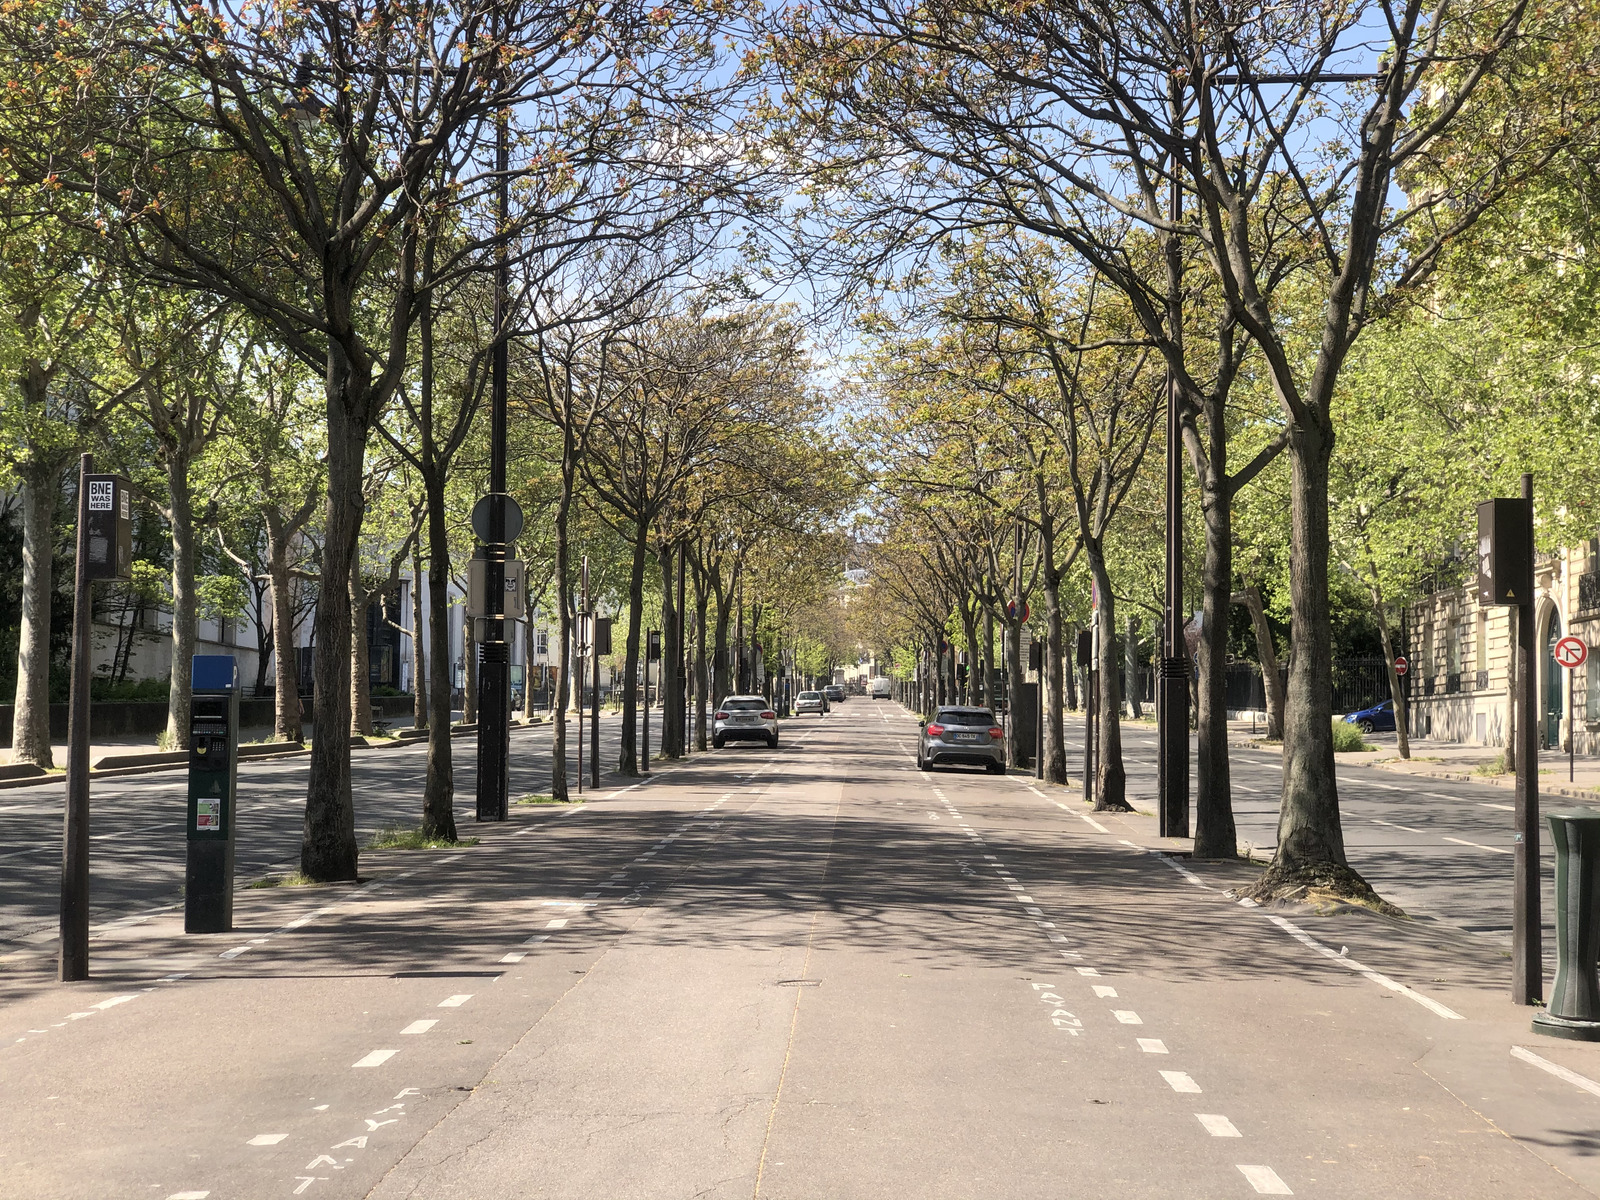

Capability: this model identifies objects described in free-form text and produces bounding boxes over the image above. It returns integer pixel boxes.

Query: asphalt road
[1057,722,1554,949]
[0,714,657,950]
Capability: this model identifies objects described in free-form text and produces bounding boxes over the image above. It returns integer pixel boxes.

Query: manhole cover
[775,979,822,987]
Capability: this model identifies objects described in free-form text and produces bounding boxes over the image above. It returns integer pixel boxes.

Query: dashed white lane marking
[1137,1038,1168,1054]
[1237,1163,1293,1194]
[1443,835,1511,855]
[247,1133,287,1146]
[1478,801,1515,811]
[545,918,568,929]
[91,994,137,1010]
[1263,914,1462,1020]
[603,778,654,800]
[166,1192,210,1199]
[1366,781,1405,792]
[1092,985,1117,998]
[1512,1045,1600,1098]
[1076,967,1100,977]
[1197,1113,1242,1137]
[400,1020,436,1035]
[352,1049,397,1068]
[1160,1070,1201,1093]
[1112,1010,1143,1025]
[1155,854,1211,890]
[1234,783,1262,793]
[437,995,472,1008]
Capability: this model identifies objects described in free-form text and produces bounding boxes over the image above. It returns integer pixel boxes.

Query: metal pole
[61,453,93,982]
[642,631,652,776]
[474,87,511,823]
[1158,80,1191,840]
[1513,472,1542,1005]
[1035,634,1045,781]
[591,617,601,789]
[577,560,587,795]
[1572,663,1577,784]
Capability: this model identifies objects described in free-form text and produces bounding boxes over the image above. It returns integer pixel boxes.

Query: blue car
[1343,699,1395,733]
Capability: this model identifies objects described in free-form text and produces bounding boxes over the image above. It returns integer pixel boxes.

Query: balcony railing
[1580,570,1600,617]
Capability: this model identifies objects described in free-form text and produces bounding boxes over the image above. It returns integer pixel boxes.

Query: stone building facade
[1404,540,1600,752]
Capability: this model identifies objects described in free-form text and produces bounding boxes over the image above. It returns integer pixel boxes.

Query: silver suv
[917,706,1006,774]
[713,695,778,749]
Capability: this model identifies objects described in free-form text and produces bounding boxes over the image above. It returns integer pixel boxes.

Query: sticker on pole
[1555,636,1589,670]
[1393,655,1408,676]
[87,479,114,512]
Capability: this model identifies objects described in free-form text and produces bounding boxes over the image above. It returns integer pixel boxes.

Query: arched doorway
[1543,609,1564,750]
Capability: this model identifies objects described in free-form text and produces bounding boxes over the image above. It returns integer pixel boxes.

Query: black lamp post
[475,88,512,822]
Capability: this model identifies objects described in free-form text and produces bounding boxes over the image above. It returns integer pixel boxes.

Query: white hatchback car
[713,695,778,749]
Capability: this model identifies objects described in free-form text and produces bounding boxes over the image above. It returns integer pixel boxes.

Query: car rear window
[799,692,822,700]
[723,698,766,710]
[936,709,995,726]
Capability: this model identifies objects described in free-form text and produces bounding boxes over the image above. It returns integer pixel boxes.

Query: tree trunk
[1125,615,1143,719]
[960,604,980,706]
[712,578,732,704]
[264,513,302,742]
[11,463,57,767]
[1260,421,1362,895]
[1371,588,1410,760]
[658,540,681,758]
[549,450,574,801]
[349,560,374,737]
[1040,544,1067,784]
[1193,480,1236,858]
[302,361,366,883]
[412,541,428,732]
[693,562,709,750]
[422,473,455,839]
[1087,545,1130,812]
[617,532,647,776]
[1004,615,1026,767]
[983,608,996,710]
[1237,585,1284,740]
[462,615,477,724]
[165,454,197,751]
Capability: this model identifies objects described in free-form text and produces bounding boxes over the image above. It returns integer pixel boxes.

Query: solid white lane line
[1197,1113,1242,1137]
[400,1020,437,1035]
[1512,1045,1600,1098]
[1160,1070,1201,1093]
[1237,1164,1293,1194]
[1479,801,1515,811]
[1443,835,1511,855]
[1137,1038,1168,1054]
[1262,915,1462,1020]
[438,994,472,1008]
[352,1049,397,1068]
[1372,818,1424,834]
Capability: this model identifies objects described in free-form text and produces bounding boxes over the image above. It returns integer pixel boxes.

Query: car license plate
[956,732,982,742]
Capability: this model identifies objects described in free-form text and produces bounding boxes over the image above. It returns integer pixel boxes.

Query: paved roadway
[0,715,654,951]
[1058,723,1553,949]
[0,701,1593,1199]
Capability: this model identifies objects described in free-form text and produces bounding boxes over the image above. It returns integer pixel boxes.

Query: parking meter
[185,656,239,933]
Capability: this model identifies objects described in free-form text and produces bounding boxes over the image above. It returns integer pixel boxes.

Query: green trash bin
[1533,807,1600,1041]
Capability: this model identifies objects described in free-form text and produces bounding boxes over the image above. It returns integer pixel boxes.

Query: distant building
[1403,539,1599,752]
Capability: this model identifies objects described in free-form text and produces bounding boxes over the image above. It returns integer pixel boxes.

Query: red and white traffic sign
[1393,655,1408,676]
[1555,636,1589,670]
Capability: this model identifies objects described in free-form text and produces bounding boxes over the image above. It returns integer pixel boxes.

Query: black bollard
[1533,808,1600,1041]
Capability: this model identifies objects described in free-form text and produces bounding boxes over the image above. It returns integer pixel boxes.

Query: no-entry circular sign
[1393,655,1408,676]
[1555,636,1589,670]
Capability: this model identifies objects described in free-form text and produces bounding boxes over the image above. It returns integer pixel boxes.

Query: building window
[1589,655,1600,722]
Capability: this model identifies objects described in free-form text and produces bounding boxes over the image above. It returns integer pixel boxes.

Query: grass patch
[366,824,480,850]
[1474,755,1509,776]
[1331,721,1372,753]
[248,872,318,889]
[515,793,582,806]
